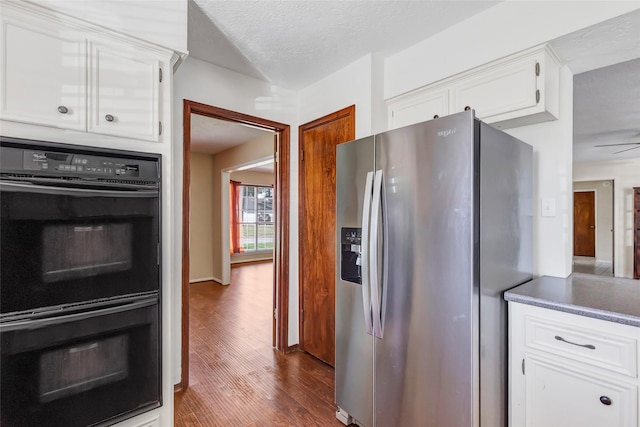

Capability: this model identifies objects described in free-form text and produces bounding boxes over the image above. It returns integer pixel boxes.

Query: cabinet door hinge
[391,110,395,118]
[274,308,277,319]
[300,149,304,162]
[535,89,540,104]
[159,68,163,83]
[301,309,304,323]
[274,151,279,163]
[522,358,525,375]
[535,62,540,77]
[159,121,163,136]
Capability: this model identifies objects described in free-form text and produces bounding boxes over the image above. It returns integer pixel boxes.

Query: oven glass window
[42,223,133,283]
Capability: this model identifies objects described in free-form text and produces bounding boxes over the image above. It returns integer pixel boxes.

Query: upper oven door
[0,179,160,314]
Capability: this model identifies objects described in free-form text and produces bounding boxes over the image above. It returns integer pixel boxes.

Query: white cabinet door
[451,57,538,120]
[388,88,448,129]
[88,40,160,142]
[525,356,638,427]
[0,14,86,130]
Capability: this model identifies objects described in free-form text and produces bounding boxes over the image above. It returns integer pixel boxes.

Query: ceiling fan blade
[594,142,640,147]
[613,145,640,154]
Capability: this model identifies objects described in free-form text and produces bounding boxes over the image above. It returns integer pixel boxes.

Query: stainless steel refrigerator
[335,110,532,427]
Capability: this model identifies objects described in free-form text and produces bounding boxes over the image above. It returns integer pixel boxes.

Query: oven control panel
[23,151,141,177]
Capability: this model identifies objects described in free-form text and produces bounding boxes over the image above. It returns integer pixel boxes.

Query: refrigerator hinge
[522,358,525,375]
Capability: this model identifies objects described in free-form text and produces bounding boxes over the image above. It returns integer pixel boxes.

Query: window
[233,184,274,252]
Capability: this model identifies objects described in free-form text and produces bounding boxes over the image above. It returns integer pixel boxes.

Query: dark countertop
[504,273,640,327]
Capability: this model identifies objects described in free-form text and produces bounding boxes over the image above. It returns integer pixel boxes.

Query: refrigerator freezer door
[374,111,477,426]
[336,136,375,427]
[478,121,533,427]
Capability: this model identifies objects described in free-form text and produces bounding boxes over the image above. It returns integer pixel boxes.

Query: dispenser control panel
[340,227,362,284]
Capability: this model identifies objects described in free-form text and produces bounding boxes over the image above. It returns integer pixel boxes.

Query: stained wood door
[299,105,355,366]
[574,191,596,257]
[634,187,639,279]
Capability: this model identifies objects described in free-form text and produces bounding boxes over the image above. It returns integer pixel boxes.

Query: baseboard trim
[285,344,299,353]
[190,277,223,285]
[231,259,274,267]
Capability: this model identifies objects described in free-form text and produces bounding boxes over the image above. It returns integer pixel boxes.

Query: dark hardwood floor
[175,262,344,426]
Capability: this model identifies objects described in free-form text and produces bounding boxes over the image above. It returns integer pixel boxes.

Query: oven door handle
[0,297,157,332]
[0,180,158,198]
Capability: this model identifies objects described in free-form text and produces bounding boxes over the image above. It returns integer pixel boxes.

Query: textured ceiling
[550,9,640,163]
[572,59,640,163]
[190,114,273,155]
[189,0,500,89]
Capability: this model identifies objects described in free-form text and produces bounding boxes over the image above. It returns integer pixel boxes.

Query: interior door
[299,105,355,366]
[574,191,596,257]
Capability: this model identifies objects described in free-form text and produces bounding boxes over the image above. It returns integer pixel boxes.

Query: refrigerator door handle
[370,169,385,339]
[360,171,375,335]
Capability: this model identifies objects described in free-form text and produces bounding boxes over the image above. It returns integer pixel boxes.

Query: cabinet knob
[105,114,115,122]
[57,106,69,114]
[433,115,439,119]
[600,396,612,406]
[464,106,471,111]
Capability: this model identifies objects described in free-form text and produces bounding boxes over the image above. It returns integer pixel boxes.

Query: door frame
[180,99,291,390]
[298,105,355,359]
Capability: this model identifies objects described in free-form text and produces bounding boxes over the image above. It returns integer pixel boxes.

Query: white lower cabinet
[509,302,640,427]
[525,355,637,427]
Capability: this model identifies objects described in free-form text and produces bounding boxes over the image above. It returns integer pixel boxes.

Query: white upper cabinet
[0,2,170,143]
[387,87,449,130]
[88,40,160,141]
[0,14,86,131]
[387,45,560,130]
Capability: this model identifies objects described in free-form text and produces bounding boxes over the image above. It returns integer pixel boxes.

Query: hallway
[175,262,344,426]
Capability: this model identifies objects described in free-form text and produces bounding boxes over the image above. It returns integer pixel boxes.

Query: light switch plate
[541,198,556,217]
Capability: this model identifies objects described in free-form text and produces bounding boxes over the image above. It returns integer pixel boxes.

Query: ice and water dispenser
[340,227,362,284]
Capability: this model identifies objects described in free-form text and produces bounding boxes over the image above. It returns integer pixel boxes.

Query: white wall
[385,1,640,99]
[299,54,374,138]
[25,0,188,54]
[574,159,640,278]
[505,67,574,278]
[574,180,614,262]
[172,56,297,383]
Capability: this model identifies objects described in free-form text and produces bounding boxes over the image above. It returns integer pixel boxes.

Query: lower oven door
[0,296,161,427]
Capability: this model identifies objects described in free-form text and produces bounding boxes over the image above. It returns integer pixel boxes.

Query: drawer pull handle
[600,396,612,406]
[554,335,596,350]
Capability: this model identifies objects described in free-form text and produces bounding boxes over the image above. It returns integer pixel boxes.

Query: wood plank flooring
[175,263,345,426]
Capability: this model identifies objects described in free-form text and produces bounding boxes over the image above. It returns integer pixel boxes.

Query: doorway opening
[180,100,290,390]
[573,180,614,277]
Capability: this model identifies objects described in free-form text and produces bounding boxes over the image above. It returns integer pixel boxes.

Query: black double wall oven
[0,137,162,426]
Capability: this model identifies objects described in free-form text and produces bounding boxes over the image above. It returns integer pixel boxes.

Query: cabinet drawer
[525,355,638,427]
[525,315,637,377]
